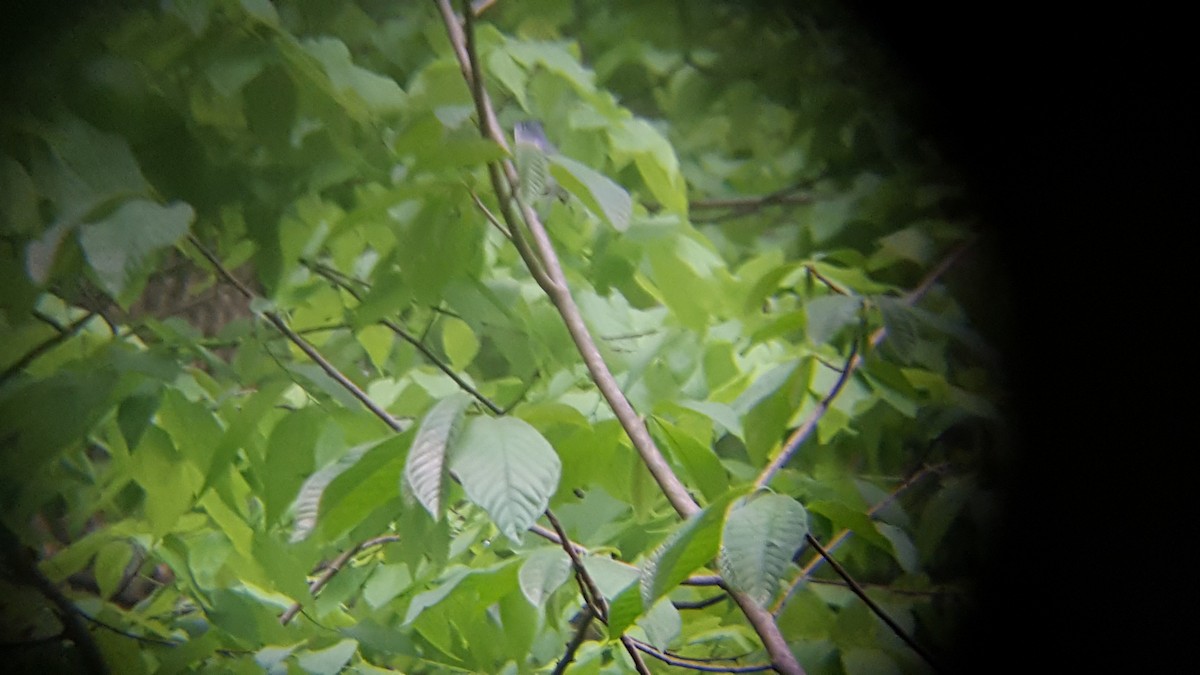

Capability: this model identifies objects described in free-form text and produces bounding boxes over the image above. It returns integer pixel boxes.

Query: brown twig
[545,509,607,618]
[441,5,805,671]
[279,534,401,625]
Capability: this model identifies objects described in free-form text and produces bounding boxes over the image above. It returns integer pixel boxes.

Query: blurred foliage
[1,1,1005,672]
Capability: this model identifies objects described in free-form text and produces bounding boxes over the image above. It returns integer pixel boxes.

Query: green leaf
[296,638,358,675]
[132,425,201,537]
[805,294,861,346]
[549,154,632,232]
[638,489,744,613]
[301,37,405,114]
[402,566,472,626]
[402,393,472,521]
[440,317,479,370]
[78,199,195,299]
[638,597,682,650]
[517,547,571,606]
[290,443,373,542]
[94,540,134,599]
[363,564,412,609]
[356,324,394,371]
[875,522,919,573]
[718,493,809,607]
[449,416,562,543]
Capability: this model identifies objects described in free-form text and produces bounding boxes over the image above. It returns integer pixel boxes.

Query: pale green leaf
[518,547,571,606]
[402,393,472,520]
[875,523,919,573]
[78,199,195,298]
[301,37,405,114]
[402,566,472,626]
[362,564,412,609]
[805,294,861,346]
[289,444,372,542]
[549,154,632,232]
[440,316,479,370]
[639,490,743,609]
[449,416,561,543]
[356,324,394,372]
[638,597,681,650]
[296,638,358,675]
[718,493,809,607]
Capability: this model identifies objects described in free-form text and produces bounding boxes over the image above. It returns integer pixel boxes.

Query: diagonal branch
[279,534,400,625]
[304,259,504,414]
[1,311,96,385]
[187,235,404,433]
[755,240,975,488]
[439,3,804,673]
[804,534,944,672]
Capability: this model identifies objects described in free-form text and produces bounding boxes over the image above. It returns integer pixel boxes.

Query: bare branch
[545,509,607,618]
[552,605,596,675]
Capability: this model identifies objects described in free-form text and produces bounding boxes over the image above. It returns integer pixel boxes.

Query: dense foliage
[1,1,1007,673]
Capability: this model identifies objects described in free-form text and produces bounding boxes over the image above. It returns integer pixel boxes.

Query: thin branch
[755,337,859,488]
[689,183,815,223]
[441,6,804,672]
[551,605,596,675]
[620,635,654,675]
[468,188,512,239]
[304,260,504,414]
[804,534,944,672]
[628,638,775,673]
[279,535,401,625]
[0,311,96,385]
[187,235,404,433]
[80,612,181,648]
[804,264,849,295]
[755,241,974,488]
[773,463,946,614]
[545,509,607,618]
